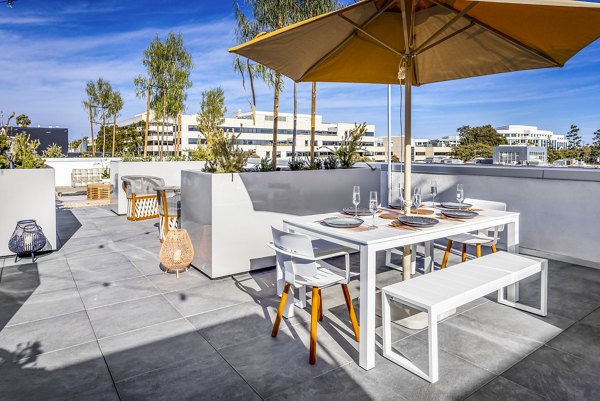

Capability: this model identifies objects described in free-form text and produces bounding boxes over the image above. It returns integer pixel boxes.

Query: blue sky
[1,0,599,142]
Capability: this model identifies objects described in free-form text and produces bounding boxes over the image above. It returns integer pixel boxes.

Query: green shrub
[42,143,65,158]
[288,158,305,171]
[323,155,338,169]
[12,133,44,169]
[256,157,272,172]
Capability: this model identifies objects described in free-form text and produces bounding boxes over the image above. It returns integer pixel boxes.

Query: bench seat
[381,251,548,383]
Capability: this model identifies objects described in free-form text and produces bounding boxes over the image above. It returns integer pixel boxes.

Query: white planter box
[0,167,57,257]
[110,161,205,215]
[181,168,380,278]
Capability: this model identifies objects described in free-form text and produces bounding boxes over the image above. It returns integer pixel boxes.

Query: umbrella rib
[338,14,404,58]
[298,0,397,81]
[415,22,475,55]
[429,0,561,67]
[414,2,479,54]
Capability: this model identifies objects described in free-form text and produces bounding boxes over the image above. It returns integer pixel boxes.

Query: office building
[493,145,548,165]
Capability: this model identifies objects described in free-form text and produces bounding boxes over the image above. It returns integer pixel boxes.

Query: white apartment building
[384,136,453,162]
[495,125,568,149]
[118,110,385,161]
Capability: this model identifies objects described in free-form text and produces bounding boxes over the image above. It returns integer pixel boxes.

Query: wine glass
[430,180,438,207]
[412,188,422,215]
[369,191,378,227]
[352,186,360,217]
[456,184,464,210]
[398,182,404,211]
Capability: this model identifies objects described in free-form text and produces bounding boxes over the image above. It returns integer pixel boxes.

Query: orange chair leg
[441,240,453,269]
[462,244,468,262]
[491,244,497,253]
[272,282,290,337]
[318,289,323,321]
[310,287,320,364]
[341,284,360,342]
[476,244,482,258]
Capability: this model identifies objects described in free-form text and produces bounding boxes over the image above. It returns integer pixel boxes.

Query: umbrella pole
[402,58,413,282]
[387,84,392,205]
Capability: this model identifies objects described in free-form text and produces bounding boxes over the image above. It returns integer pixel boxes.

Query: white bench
[381,251,548,383]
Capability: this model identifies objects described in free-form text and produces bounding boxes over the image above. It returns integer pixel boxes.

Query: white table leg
[428,306,439,383]
[359,245,376,370]
[424,241,434,274]
[506,219,520,302]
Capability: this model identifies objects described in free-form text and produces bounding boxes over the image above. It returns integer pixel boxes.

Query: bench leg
[497,261,547,317]
[381,293,438,383]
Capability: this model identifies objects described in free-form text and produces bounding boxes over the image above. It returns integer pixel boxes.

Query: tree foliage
[95,121,144,157]
[16,114,31,127]
[450,125,506,161]
[12,133,44,168]
[198,88,247,173]
[323,123,367,169]
[42,143,65,158]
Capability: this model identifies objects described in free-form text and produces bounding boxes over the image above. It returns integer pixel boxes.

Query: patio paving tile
[385,335,497,401]
[502,345,600,401]
[125,252,164,276]
[68,251,144,285]
[0,311,95,356]
[162,278,257,317]
[146,267,211,292]
[414,313,542,375]
[99,318,215,383]
[0,341,116,401]
[115,351,261,401]
[77,275,159,309]
[462,299,574,343]
[465,376,545,401]
[546,313,600,363]
[218,321,353,399]
[0,260,76,295]
[0,286,84,327]
[86,294,181,339]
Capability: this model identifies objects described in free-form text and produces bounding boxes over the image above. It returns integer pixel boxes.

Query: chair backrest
[465,198,507,237]
[121,175,165,197]
[270,226,317,286]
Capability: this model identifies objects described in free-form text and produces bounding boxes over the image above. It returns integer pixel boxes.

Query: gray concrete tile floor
[0,204,599,400]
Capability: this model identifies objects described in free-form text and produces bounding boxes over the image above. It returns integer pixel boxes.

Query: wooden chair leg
[476,244,482,258]
[341,284,360,342]
[310,287,320,364]
[441,240,453,269]
[318,289,323,321]
[461,244,468,262]
[272,282,290,337]
[491,244,497,253]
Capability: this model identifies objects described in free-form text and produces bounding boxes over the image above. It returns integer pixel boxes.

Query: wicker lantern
[8,220,47,263]
[159,229,194,278]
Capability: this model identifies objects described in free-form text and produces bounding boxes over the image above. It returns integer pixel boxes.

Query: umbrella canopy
[231,0,600,85]
[230,0,600,280]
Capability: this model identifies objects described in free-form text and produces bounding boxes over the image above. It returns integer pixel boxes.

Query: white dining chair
[268,226,360,365]
[441,198,507,268]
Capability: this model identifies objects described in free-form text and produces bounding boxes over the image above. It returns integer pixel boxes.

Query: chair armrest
[266,242,319,261]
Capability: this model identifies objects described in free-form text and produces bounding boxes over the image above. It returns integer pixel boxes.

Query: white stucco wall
[0,167,57,256]
[45,157,121,187]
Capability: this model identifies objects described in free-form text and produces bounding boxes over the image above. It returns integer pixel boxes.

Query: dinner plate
[388,202,404,209]
[323,217,364,228]
[440,209,479,219]
[397,216,438,228]
[342,207,372,216]
[440,202,473,209]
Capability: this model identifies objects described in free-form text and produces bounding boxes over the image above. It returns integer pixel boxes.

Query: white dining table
[282,208,520,371]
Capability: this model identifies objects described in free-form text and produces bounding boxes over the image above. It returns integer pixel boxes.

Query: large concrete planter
[110,161,205,215]
[181,168,380,278]
[0,167,57,257]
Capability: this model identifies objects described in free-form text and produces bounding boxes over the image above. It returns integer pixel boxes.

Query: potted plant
[101,168,111,183]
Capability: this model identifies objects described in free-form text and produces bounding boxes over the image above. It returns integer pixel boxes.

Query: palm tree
[108,89,124,157]
[83,81,98,154]
[134,75,152,158]
[296,0,341,162]
[234,0,297,171]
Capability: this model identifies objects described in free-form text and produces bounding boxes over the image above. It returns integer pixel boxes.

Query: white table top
[283,208,520,248]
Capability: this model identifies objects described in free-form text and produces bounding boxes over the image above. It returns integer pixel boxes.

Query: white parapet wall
[110,161,206,215]
[181,168,380,278]
[380,163,600,268]
[0,167,57,257]
[45,157,121,187]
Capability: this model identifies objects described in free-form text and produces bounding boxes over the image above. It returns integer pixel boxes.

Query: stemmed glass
[369,191,378,227]
[430,180,438,207]
[398,182,404,211]
[456,184,464,210]
[352,186,360,218]
[412,188,421,215]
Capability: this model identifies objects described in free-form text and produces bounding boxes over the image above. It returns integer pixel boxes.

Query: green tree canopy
[16,114,31,127]
[451,125,507,161]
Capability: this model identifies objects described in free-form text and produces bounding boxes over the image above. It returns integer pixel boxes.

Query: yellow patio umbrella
[230,0,600,279]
